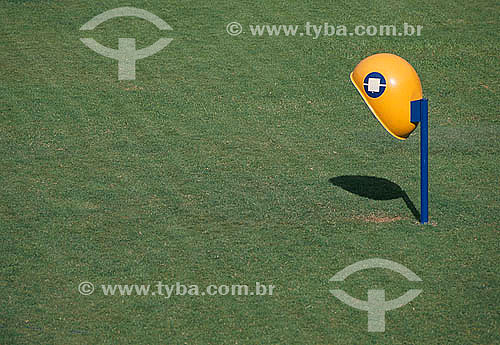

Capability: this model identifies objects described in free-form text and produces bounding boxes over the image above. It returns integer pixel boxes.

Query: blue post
[420,99,429,224]
[411,99,429,224]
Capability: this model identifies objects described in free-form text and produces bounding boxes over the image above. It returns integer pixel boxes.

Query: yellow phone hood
[350,53,423,140]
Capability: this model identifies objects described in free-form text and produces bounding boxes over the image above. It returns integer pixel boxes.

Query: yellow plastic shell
[350,53,423,140]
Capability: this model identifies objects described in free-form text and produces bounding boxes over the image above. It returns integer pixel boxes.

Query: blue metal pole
[420,99,429,224]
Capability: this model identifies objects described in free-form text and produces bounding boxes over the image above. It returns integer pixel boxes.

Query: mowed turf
[1,0,498,344]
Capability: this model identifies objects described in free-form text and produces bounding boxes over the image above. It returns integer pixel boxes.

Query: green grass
[1,0,499,343]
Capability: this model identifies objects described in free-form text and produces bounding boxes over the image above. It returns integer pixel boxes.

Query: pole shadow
[329,175,420,221]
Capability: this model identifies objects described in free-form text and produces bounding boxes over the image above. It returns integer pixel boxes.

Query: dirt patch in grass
[354,214,404,223]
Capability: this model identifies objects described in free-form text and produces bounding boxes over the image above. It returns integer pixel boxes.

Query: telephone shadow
[329,175,420,221]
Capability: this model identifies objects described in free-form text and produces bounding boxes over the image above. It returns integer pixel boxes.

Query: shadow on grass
[329,175,420,221]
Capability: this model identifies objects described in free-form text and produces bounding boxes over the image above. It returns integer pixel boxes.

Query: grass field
[1,0,499,344]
